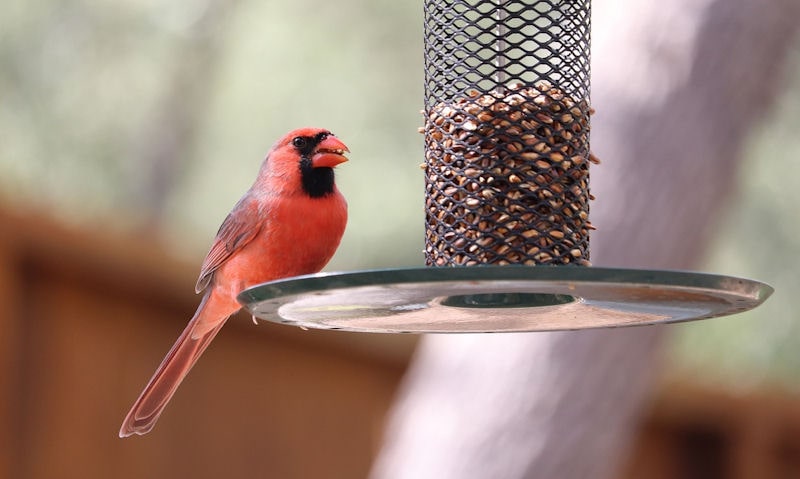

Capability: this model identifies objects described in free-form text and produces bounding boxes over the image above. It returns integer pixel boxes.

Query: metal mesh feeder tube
[422,0,594,267]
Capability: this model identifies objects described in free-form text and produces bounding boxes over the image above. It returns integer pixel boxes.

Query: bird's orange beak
[312,136,350,168]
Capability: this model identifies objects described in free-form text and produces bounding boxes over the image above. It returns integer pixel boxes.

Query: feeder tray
[240,0,773,331]
[238,267,772,333]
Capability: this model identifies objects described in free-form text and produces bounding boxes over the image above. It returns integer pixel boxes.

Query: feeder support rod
[494,0,507,88]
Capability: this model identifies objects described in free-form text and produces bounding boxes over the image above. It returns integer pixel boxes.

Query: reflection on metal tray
[237,267,773,334]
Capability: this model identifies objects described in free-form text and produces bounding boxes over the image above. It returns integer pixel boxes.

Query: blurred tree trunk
[370,1,800,478]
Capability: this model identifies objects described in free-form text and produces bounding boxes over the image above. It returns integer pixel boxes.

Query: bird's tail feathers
[119,291,238,437]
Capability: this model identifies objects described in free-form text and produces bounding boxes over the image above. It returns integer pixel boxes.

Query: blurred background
[1,0,799,478]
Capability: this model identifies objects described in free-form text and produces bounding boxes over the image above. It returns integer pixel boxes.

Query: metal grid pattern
[422,0,595,266]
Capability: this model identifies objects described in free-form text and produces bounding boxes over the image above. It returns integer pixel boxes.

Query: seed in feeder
[533,143,550,154]
[423,81,597,266]
[477,237,493,247]
[462,120,478,131]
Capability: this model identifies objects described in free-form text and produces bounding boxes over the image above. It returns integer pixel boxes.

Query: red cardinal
[119,127,349,437]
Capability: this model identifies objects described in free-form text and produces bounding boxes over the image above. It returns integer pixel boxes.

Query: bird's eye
[292,137,307,149]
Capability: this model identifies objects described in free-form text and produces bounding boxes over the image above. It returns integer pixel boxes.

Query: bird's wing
[195,196,263,293]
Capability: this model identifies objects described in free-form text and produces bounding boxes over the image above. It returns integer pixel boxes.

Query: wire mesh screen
[423,0,596,266]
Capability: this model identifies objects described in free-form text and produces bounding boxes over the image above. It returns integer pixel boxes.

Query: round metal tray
[237,267,773,333]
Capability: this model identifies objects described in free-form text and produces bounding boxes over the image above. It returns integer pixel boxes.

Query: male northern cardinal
[119,127,349,437]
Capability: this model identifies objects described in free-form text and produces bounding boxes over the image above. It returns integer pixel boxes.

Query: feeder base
[237,267,772,334]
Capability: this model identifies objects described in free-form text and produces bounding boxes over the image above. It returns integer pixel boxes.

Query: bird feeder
[238,0,772,332]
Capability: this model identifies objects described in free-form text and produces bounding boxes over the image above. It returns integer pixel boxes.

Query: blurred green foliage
[0,0,798,388]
